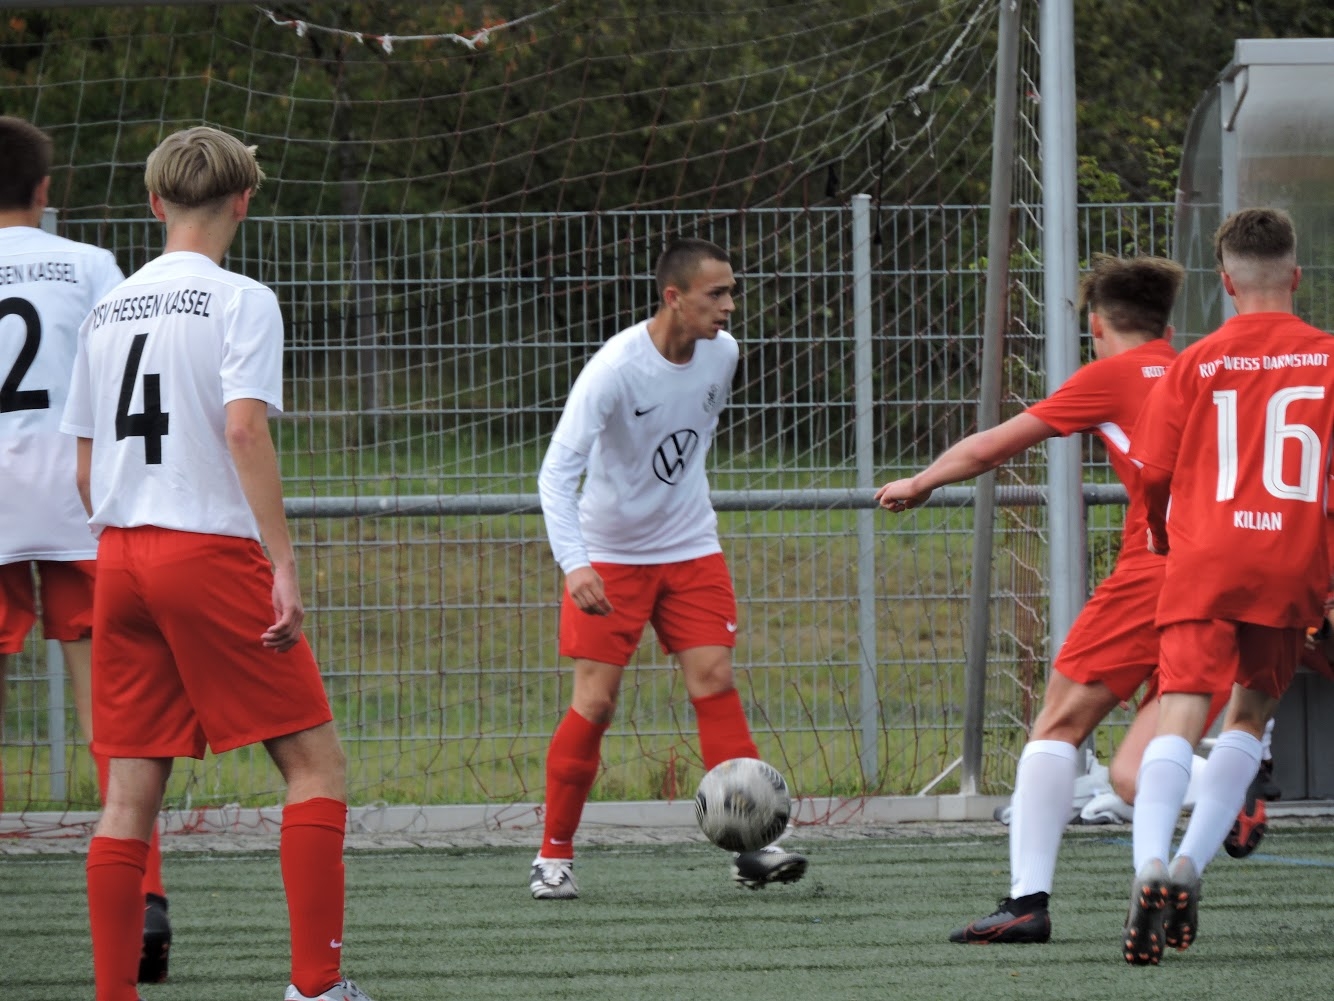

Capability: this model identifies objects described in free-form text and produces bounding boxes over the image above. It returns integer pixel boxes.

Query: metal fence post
[851,193,879,786]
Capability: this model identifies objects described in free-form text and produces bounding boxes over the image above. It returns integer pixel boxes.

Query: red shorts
[0,559,95,653]
[558,552,738,666]
[1053,561,1163,702]
[1158,619,1303,700]
[91,526,333,759]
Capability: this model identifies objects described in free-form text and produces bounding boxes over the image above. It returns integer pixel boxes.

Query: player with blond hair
[878,254,1230,944]
[1123,207,1334,965]
[60,126,376,1001]
[0,114,172,982]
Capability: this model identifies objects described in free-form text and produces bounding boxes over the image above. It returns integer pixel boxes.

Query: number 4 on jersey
[116,332,170,464]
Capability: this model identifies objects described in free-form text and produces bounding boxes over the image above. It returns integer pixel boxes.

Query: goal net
[0,0,1112,835]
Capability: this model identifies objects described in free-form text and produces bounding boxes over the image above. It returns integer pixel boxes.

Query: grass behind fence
[5,824,1334,1001]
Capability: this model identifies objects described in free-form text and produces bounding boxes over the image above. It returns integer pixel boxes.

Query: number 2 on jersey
[0,296,50,413]
[1212,386,1324,503]
[116,332,170,464]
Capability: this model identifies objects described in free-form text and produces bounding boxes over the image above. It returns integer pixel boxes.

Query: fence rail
[2,202,1173,815]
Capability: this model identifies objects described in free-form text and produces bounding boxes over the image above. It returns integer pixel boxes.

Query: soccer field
[6,822,1334,1001]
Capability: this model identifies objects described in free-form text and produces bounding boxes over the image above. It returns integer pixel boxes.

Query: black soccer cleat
[1224,776,1268,859]
[1163,855,1201,952]
[949,894,1051,944]
[138,893,172,983]
[1123,859,1169,966]
[731,846,808,889]
[1254,758,1281,801]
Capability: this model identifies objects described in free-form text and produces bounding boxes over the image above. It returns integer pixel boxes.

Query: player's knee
[1109,758,1138,804]
[573,694,618,724]
[681,658,735,697]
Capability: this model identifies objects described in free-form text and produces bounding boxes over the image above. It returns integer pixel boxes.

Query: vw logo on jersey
[653,429,700,485]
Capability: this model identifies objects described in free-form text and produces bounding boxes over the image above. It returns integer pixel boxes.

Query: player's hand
[264,564,306,651]
[1146,527,1169,556]
[876,477,931,512]
[566,566,613,616]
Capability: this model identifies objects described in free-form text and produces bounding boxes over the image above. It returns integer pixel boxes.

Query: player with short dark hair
[530,237,808,899]
[1123,207,1334,965]
[60,126,376,1001]
[879,254,1230,944]
[0,114,171,983]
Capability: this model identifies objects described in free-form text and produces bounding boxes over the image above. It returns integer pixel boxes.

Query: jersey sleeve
[1023,361,1116,436]
[58,313,95,439]
[1128,362,1187,474]
[88,249,125,303]
[220,286,285,414]
[549,355,620,456]
[537,440,591,573]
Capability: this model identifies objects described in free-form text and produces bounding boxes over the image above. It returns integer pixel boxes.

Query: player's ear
[148,191,168,222]
[234,188,253,222]
[1220,269,1237,298]
[32,175,51,212]
[1088,311,1104,340]
[1163,323,1175,341]
[1292,265,1302,292]
[662,284,681,310]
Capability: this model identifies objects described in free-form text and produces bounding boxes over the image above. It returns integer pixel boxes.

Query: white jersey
[60,251,284,541]
[538,321,737,568]
[0,226,123,563]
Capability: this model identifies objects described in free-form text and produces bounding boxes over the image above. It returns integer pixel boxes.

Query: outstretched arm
[876,412,1056,511]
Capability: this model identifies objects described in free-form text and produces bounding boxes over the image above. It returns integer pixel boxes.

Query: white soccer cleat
[529,856,579,900]
[284,979,376,1001]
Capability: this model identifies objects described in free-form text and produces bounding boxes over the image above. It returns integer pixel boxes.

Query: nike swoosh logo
[330,939,343,949]
[725,622,738,632]
[633,405,660,416]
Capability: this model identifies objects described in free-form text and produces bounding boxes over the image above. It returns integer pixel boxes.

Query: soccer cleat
[1163,855,1201,952]
[284,979,376,1001]
[732,845,808,889]
[138,893,172,983]
[1122,858,1169,966]
[1224,779,1268,859]
[949,894,1051,944]
[529,856,578,900]
[1255,758,1281,801]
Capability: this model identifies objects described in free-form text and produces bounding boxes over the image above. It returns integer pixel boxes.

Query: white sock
[1132,735,1194,872]
[1182,754,1209,810]
[1176,729,1264,873]
[1009,739,1078,898]
[1260,717,1275,760]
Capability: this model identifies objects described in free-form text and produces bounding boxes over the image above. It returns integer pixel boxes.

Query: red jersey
[1026,338,1176,569]
[1132,312,1334,628]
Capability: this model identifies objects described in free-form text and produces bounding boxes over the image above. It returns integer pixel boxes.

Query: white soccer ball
[693,757,791,853]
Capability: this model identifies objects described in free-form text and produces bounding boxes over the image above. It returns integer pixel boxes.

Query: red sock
[95,751,166,899]
[692,689,759,769]
[87,836,150,1001]
[541,708,608,859]
[281,797,347,998]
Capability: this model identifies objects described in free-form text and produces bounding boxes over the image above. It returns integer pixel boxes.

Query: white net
[0,0,1085,833]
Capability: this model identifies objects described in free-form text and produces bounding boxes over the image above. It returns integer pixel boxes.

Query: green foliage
[0,1,999,216]
[1074,0,1334,202]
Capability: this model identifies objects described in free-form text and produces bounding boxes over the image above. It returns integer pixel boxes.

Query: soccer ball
[693,757,791,853]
